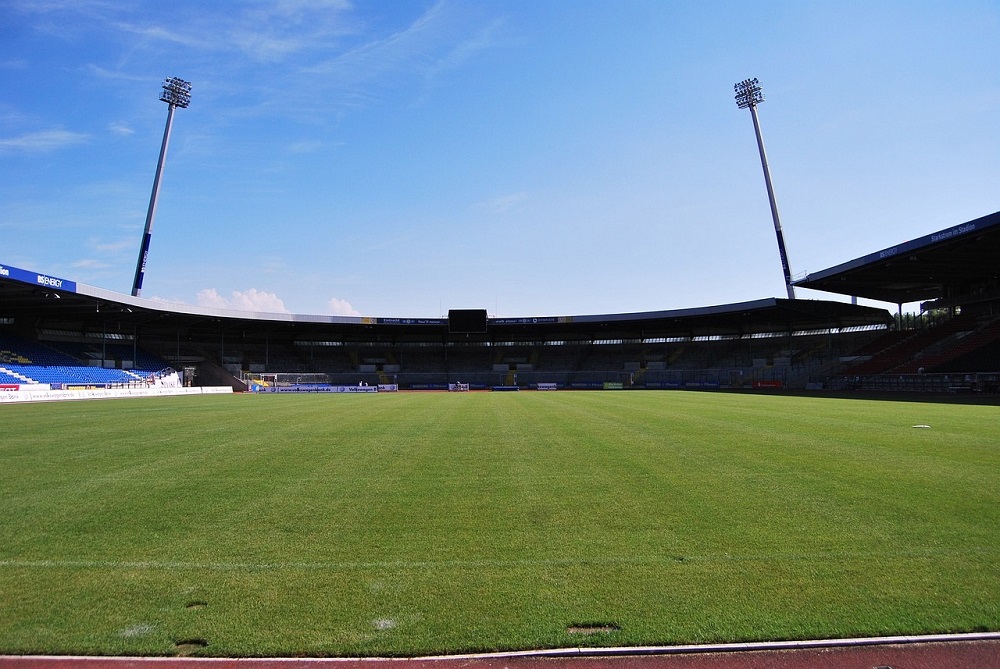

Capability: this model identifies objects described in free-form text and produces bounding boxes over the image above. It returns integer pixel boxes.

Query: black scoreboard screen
[448,309,488,334]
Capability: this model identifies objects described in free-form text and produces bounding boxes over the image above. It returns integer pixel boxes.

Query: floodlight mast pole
[734,77,795,300]
[131,77,191,297]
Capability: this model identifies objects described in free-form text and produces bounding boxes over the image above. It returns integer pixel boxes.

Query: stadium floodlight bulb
[159,76,192,109]
[734,77,764,110]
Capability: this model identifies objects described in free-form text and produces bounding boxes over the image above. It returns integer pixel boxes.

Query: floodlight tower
[734,77,795,300]
[131,76,191,297]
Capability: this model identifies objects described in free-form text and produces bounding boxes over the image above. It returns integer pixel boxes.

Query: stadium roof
[794,210,1000,307]
[493,299,891,340]
[0,261,890,344]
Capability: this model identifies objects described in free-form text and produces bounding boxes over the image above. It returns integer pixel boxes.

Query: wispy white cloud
[196,287,290,313]
[111,22,211,51]
[0,104,32,125]
[11,0,122,14]
[108,121,135,136]
[23,1,506,130]
[110,1,355,63]
[0,129,90,153]
[230,0,356,62]
[83,64,148,82]
[256,257,290,274]
[327,297,360,316]
[71,258,112,270]
[473,192,528,214]
[417,15,508,101]
[305,3,444,82]
[287,139,324,154]
[293,1,508,115]
[93,238,136,253]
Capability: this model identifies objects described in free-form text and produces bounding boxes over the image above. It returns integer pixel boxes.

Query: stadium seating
[4,307,997,393]
[0,335,79,366]
[843,313,980,375]
[0,332,171,387]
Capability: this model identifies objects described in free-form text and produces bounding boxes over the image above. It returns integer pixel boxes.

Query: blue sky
[2,1,997,318]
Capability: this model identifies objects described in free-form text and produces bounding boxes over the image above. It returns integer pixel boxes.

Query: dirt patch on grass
[174,638,209,655]
[567,623,620,635]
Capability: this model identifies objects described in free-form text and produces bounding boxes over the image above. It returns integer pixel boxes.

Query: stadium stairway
[0,366,37,385]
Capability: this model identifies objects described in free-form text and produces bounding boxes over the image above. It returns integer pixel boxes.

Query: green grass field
[1,391,998,657]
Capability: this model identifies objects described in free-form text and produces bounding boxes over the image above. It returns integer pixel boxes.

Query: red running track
[3,636,1000,669]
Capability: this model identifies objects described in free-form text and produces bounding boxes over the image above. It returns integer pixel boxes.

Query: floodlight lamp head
[734,77,764,110]
[160,76,192,109]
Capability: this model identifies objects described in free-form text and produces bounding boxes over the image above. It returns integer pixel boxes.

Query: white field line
[0,546,996,572]
[415,631,1000,660]
[2,632,999,664]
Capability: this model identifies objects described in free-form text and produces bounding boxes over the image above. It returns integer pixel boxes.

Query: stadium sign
[492,317,566,325]
[260,385,380,393]
[931,222,977,243]
[0,263,77,293]
[376,318,447,326]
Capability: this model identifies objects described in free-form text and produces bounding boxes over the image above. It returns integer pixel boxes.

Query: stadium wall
[0,385,232,404]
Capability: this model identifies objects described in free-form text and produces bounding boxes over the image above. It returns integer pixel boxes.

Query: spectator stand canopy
[794,210,1000,311]
[20,210,1000,348]
[0,263,891,348]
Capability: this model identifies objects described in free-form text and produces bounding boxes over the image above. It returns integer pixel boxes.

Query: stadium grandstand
[1,210,998,398]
